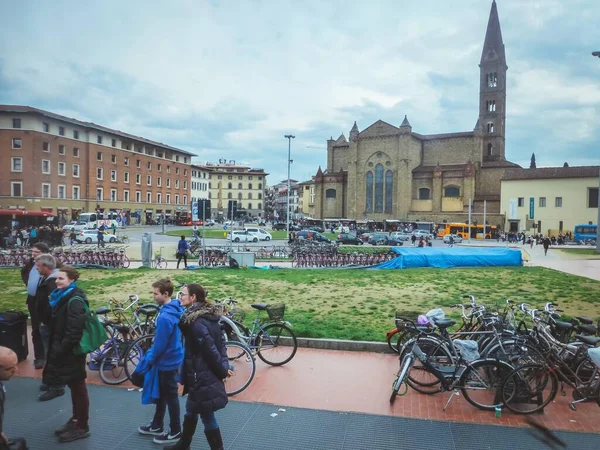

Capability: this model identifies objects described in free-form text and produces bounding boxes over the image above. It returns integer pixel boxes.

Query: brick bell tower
[479,0,507,162]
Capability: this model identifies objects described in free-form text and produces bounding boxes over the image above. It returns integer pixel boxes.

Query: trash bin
[230,252,255,267]
[0,311,29,362]
[141,232,153,267]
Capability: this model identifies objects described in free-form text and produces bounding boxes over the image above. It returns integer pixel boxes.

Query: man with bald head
[0,346,27,449]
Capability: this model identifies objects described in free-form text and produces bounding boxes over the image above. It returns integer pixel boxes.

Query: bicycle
[152,247,167,269]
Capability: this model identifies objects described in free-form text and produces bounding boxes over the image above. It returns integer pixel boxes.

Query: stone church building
[313,0,519,226]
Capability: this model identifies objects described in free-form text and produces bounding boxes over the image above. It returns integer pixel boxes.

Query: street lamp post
[594,52,600,253]
[284,135,295,240]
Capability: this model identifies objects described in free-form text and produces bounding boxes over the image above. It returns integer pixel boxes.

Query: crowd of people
[1,225,64,249]
[0,243,230,449]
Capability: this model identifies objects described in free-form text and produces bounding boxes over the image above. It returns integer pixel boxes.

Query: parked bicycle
[152,247,167,269]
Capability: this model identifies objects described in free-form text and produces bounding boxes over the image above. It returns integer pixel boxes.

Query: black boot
[205,428,224,450]
[165,415,197,450]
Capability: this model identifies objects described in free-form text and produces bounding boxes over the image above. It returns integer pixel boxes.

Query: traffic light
[200,199,211,220]
[227,200,238,220]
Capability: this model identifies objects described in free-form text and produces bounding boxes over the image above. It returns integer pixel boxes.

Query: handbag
[68,297,108,355]
[130,324,177,388]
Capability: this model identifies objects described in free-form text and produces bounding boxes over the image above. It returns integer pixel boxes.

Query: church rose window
[385,170,393,213]
[325,189,336,199]
[444,186,460,198]
[418,188,430,200]
[366,171,373,212]
[375,164,384,213]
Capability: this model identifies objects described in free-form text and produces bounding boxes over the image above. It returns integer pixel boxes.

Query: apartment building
[297,179,316,218]
[271,179,300,220]
[191,164,211,202]
[0,105,194,225]
[199,160,268,218]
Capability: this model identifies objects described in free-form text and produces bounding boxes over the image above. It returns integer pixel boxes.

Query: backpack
[68,297,108,355]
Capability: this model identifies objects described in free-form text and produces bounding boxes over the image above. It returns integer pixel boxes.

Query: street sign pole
[202,201,206,267]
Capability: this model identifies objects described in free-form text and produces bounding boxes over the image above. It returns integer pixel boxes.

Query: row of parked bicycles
[389,296,600,416]
[87,292,298,397]
[0,245,131,268]
[293,249,395,267]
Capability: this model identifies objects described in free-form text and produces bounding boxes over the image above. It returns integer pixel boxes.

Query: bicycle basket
[266,303,285,322]
[230,307,246,323]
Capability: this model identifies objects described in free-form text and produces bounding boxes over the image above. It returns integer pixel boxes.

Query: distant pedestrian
[97,226,105,248]
[411,234,417,246]
[112,222,117,235]
[176,236,190,269]
[542,237,551,256]
[418,237,425,248]
[448,235,454,248]
[70,229,77,246]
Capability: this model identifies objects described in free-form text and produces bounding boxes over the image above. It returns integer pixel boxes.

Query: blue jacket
[177,239,189,255]
[146,300,184,371]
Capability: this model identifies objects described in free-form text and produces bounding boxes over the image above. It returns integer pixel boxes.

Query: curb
[295,337,393,354]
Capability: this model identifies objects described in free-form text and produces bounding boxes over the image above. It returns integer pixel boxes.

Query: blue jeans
[185,400,219,431]
[151,370,181,434]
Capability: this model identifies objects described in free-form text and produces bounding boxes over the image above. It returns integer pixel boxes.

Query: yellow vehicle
[437,223,497,240]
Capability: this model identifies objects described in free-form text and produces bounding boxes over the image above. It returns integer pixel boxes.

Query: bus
[574,224,597,244]
[437,222,498,240]
[74,212,120,230]
[0,209,55,229]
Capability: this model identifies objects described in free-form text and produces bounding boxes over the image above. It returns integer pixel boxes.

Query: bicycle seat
[95,306,111,315]
[251,303,269,311]
[575,334,600,346]
[576,316,594,325]
[433,319,456,329]
[553,320,573,330]
[138,304,159,316]
[576,324,597,335]
[116,325,131,334]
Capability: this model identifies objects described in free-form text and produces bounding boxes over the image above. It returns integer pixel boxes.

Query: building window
[238,182,242,189]
[57,185,66,199]
[555,197,562,207]
[12,118,21,128]
[43,142,50,152]
[11,157,22,172]
[166,179,171,188]
[184,169,187,176]
[157,164,162,172]
[248,192,253,200]
[157,193,162,203]
[228,193,232,199]
[228,182,232,189]
[167,166,171,173]
[258,193,262,200]
[72,186,80,200]
[42,160,51,174]
[238,192,242,200]
[111,189,117,201]
[487,123,494,133]
[111,170,117,182]
[325,189,336,199]
[175,167,180,175]
[124,190,130,202]
[249,183,253,190]
[58,162,66,176]
[124,157,129,166]
[43,122,49,132]
[418,187,430,200]
[136,160,141,168]
[518,197,524,207]
[147,162,152,170]
[72,164,80,177]
[385,170,393,213]
[258,183,262,190]
[487,72,498,88]
[374,163,384,213]
[73,147,79,157]
[157,177,162,187]
[444,186,460,197]
[248,203,252,210]
[258,203,262,209]
[111,154,117,163]
[58,144,65,155]
[111,139,116,147]
[147,192,152,203]
[42,183,51,198]
[73,130,79,139]
[136,174,141,185]
[183,195,187,204]
[487,100,496,112]
[487,143,493,156]
[249,176,253,180]
[588,187,599,208]
[539,197,546,207]
[124,172,129,183]
[11,182,23,197]
[175,194,180,204]
[12,138,22,149]
[366,171,373,213]
[97,168,103,180]
[175,155,180,162]
[147,175,152,185]
[183,181,187,189]
[136,191,142,202]
[166,194,171,204]
[59,126,65,136]
[175,180,179,189]
[97,152,103,161]
[97,135,103,144]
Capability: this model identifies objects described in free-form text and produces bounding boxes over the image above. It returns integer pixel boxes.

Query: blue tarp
[368,247,522,269]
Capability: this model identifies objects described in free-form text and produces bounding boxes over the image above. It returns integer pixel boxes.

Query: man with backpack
[138,279,184,445]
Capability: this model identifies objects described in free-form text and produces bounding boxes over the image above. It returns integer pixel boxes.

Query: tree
[529,153,536,169]
[563,162,569,167]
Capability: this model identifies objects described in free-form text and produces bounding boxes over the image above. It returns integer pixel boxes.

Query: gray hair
[35,253,56,270]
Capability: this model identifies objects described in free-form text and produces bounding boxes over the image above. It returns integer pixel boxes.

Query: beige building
[297,180,316,217]
[500,166,599,235]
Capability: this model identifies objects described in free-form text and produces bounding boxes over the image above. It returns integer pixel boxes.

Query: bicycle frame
[220,310,292,353]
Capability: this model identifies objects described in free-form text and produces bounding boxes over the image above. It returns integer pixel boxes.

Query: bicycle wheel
[483,337,544,367]
[501,363,558,414]
[405,336,454,394]
[123,334,155,382]
[99,344,129,385]
[121,256,131,269]
[257,323,297,366]
[460,358,514,411]
[224,341,256,396]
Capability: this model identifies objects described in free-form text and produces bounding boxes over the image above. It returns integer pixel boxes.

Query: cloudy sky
[1,0,599,184]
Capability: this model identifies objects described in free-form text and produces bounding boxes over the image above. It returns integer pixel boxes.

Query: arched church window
[487,100,496,112]
[375,164,384,213]
[418,188,430,200]
[385,170,393,213]
[325,189,336,199]
[365,171,373,213]
[487,122,494,133]
[487,72,497,88]
[444,186,460,198]
[487,143,493,156]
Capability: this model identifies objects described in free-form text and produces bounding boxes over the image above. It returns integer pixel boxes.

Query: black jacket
[179,302,229,415]
[42,287,88,387]
[35,271,58,324]
[20,259,34,286]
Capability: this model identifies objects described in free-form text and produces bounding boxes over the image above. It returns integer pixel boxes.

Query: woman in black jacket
[42,266,91,444]
[168,283,231,450]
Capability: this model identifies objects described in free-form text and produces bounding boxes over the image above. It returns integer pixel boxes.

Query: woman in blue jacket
[167,283,231,450]
[176,236,190,269]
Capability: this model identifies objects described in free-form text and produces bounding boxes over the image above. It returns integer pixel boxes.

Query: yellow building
[297,180,315,217]
[500,166,599,235]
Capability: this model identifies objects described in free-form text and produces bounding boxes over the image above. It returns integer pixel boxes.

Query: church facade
[313,0,519,227]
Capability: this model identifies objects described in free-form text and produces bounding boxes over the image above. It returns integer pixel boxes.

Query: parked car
[62,221,78,231]
[443,234,463,244]
[368,233,404,246]
[258,221,266,227]
[296,230,331,243]
[227,230,259,243]
[76,229,117,244]
[389,231,411,241]
[245,227,272,241]
[333,226,350,234]
[359,232,374,243]
[272,223,287,231]
[306,225,325,233]
[336,233,363,245]
[413,230,435,240]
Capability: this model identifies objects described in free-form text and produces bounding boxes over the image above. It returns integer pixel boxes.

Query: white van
[75,213,120,231]
[245,227,273,241]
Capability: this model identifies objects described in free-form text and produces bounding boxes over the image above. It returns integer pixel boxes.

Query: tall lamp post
[284,135,295,240]
[594,52,600,254]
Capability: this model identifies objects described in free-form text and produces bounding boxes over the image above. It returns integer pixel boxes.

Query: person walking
[176,235,190,269]
[43,266,91,443]
[69,229,77,246]
[167,284,232,450]
[411,234,417,246]
[137,279,185,445]
[34,254,65,401]
[542,236,551,256]
[448,235,454,248]
[21,242,50,370]
[111,222,118,236]
[97,225,105,248]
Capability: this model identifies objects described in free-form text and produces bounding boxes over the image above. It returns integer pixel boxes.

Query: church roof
[480,0,506,65]
[412,131,475,140]
[400,115,411,128]
[350,121,359,132]
[332,133,349,147]
[502,166,599,181]
[481,160,521,169]
[359,120,399,138]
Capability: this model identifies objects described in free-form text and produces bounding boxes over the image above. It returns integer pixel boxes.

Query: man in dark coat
[0,346,27,450]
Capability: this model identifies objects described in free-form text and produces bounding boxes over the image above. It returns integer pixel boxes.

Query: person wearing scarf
[42,266,91,444]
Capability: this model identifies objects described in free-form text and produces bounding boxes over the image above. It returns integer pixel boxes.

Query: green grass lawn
[3,266,600,342]
[557,248,600,258]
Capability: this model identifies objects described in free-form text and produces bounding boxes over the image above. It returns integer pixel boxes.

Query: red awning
[0,209,55,217]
